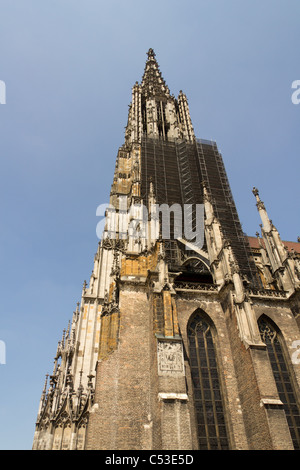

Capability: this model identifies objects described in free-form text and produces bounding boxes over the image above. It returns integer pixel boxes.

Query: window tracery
[188,311,229,450]
[258,316,300,450]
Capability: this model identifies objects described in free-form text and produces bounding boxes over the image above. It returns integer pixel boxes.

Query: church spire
[141,48,170,99]
[252,187,300,292]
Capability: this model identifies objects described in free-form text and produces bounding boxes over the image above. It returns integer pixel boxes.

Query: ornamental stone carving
[157,340,185,377]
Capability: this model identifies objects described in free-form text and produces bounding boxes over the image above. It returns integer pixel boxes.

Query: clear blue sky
[0,0,299,449]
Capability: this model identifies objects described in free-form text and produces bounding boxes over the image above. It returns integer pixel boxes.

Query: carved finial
[42,374,49,394]
[62,329,66,348]
[66,320,70,338]
[87,373,94,385]
[75,369,84,397]
[104,289,109,305]
[147,48,156,59]
[255,231,260,238]
[149,177,154,196]
[252,187,266,211]
[78,369,83,388]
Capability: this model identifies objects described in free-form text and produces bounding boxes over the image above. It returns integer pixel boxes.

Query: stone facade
[33,49,300,450]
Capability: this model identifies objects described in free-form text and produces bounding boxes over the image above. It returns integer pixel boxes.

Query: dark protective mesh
[196,139,260,287]
[140,136,260,287]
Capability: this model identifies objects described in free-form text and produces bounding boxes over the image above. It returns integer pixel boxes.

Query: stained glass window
[258,316,300,450]
[188,311,229,450]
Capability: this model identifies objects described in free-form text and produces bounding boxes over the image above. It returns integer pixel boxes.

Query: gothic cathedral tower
[33,49,300,451]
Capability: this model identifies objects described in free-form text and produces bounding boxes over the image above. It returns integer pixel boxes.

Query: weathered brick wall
[253,301,300,389]
[86,283,159,450]
[225,297,295,449]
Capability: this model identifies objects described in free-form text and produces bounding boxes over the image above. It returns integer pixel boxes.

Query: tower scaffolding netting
[140,135,260,287]
[196,139,260,288]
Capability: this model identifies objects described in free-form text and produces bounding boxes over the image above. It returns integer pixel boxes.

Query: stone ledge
[158,393,189,402]
[260,398,283,408]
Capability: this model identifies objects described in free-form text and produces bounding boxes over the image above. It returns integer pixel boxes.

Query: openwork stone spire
[141,48,170,99]
[125,48,195,144]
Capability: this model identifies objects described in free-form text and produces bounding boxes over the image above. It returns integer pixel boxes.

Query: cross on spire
[147,48,156,59]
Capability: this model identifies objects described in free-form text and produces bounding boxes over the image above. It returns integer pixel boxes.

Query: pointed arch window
[258,316,300,450]
[188,311,229,450]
